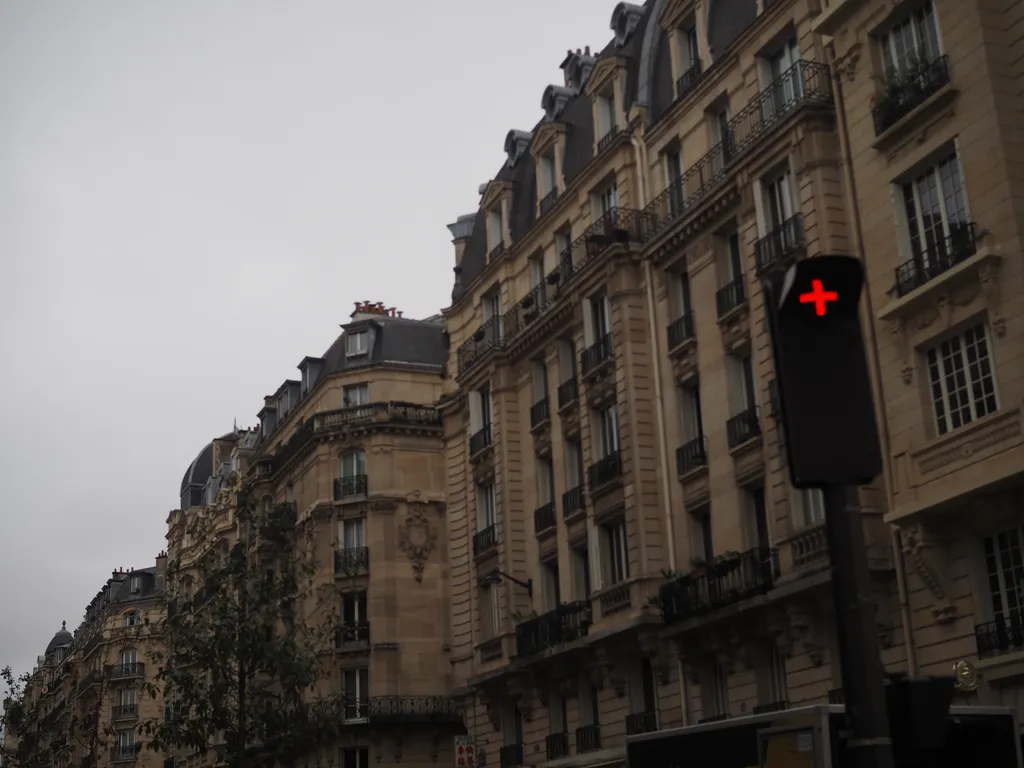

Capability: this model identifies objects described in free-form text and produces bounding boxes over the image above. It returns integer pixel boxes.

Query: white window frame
[129,576,141,594]
[555,230,572,266]
[487,208,504,251]
[679,384,704,442]
[483,583,501,638]
[798,488,826,527]
[340,449,366,479]
[117,730,136,751]
[673,271,691,319]
[345,331,368,357]
[119,688,137,707]
[925,322,999,436]
[124,611,141,627]
[528,255,545,289]
[763,168,795,232]
[343,383,369,407]
[539,154,557,197]
[120,648,138,666]
[878,1,941,79]
[603,519,629,585]
[677,23,699,73]
[981,526,1024,627]
[594,183,619,218]
[707,661,729,717]
[341,518,366,549]
[343,668,369,721]
[477,482,497,530]
[597,91,616,138]
[596,404,621,458]
[536,458,554,506]
[898,150,970,270]
[342,591,366,624]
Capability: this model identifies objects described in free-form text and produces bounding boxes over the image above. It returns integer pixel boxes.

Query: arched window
[123,610,141,627]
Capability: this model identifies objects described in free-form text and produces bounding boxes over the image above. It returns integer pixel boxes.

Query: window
[340,450,366,479]
[879,1,940,78]
[301,366,311,393]
[719,231,743,283]
[532,359,549,404]
[342,748,369,768]
[341,518,365,549]
[797,488,826,527]
[602,519,629,585]
[680,384,704,442]
[346,331,368,357]
[342,592,367,626]
[285,484,294,503]
[555,229,572,268]
[565,439,584,489]
[633,658,658,717]
[124,611,141,627]
[763,169,795,232]
[747,487,770,551]
[482,584,501,638]
[764,37,803,111]
[900,151,970,272]
[129,576,141,594]
[541,561,560,611]
[926,322,998,435]
[343,668,369,720]
[693,508,714,563]
[344,383,369,407]
[577,671,601,726]
[594,183,619,218]
[528,254,545,289]
[712,106,732,169]
[672,271,692,320]
[487,208,504,252]
[677,23,699,72]
[588,293,612,345]
[982,526,1024,631]
[477,482,497,530]
[120,648,138,667]
[470,385,493,434]
[595,404,620,459]
[536,458,554,506]
[665,147,684,215]
[705,661,729,717]
[763,641,788,705]
[571,546,591,599]
[116,730,136,757]
[278,391,290,416]
[119,688,137,713]
[597,91,616,138]
[728,354,756,412]
[539,154,557,197]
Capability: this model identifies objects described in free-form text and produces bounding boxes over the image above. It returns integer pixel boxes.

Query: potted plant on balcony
[472,328,485,343]
[546,269,561,286]
[712,550,742,575]
[689,556,708,578]
[520,293,535,309]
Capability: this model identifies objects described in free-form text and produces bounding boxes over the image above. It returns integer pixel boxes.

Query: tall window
[340,450,366,479]
[982,526,1024,630]
[482,584,501,638]
[539,154,557,197]
[342,592,367,629]
[345,331,368,357]
[665,147,684,214]
[344,383,369,407]
[595,404,620,459]
[680,384,704,442]
[677,23,699,72]
[477,482,497,530]
[120,648,138,667]
[879,1,940,77]
[470,385,493,434]
[343,668,369,720]
[571,545,591,599]
[900,151,970,269]
[541,560,560,611]
[341,518,365,550]
[672,272,692,320]
[588,293,612,345]
[705,661,729,717]
[728,354,756,413]
[597,92,616,138]
[118,688,137,713]
[555,229,572,268]
[765,37,802,109]
[536,458,555,506]
[342,748,369,768]
[798,488,826,527]
[124,611,141,627]
[718,230,743,284]
[528,255,545,289]
[926,322,998,435]
[602,519,629,585]
[487,208,504,252]
[763,641,788,705]
[763,169,795,231]
[565,439,584,490]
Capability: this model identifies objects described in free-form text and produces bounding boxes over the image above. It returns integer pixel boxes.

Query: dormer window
[130,576,141,594]
[486,208,505,260]
[346,331,368,358]
[124,611,141,627]
[539,154,557,210]
[278,391,291,416]
[301,366,312,393]
[675,21,702,98]
[596,90,618,150]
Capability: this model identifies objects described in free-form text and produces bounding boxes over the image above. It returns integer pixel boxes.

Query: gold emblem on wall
[953,660,978,692]
[397,505,438,582]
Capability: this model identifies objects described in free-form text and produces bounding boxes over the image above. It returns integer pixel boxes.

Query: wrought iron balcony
[333,474,368,500]
[576,724,602,754]
[514,601,592,657]
[334,547,370,574]
[106,663,144,680]
[469,424,493,456]
[545,733,569,761]
[597,125,620,153]
[530,397,550,428]
[112,704,138,720]
[659,546,780,625]
[557,377,579,409]
[872,55,951,136]
[625,710,658,735]
[726,406,761,449]
[457,316,505,375]
[351,695,462,723]
[675,61,702,100]
[488,242,506,264]
[667,312,695,350]
[581,333,613,377]
[894,221,979,297]
[542,208,649,293]
[715,278,746,318]
[473,524,498,556]
[337,622,370,648]
[312,402,442,433]
[676,436,708,474]
[534,502,556,535]
[499,744,524,768]
[502,284,552,342]
[588,450,622,490]
[755,214,805,274]
[562,485,585,517]
[975,616,1024,660]
[539,188,559,216]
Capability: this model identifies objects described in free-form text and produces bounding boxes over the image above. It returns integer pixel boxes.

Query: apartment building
[168,301,460,768]
[438,0,1024,764]
[3,560,167,768]
[817,0,1024,710]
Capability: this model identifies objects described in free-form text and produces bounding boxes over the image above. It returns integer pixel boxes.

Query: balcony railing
[581,333,613,377]
[893,221,979,297]
[872,55,951,136]
[469,424,493,456]
[499,744,524,768]
[588,450,622,490]
[502,283,551,342]
[534,502,557,535]
[675,61,702,100]
[539,188,559,216]
[726,406,761,448]
[488,242,506,264]
[106,663,144,680]
[357,695,461,722]
[676,436,708,474]
[112,704,138,719]
[716,278,746,317]
[333,474,368,500]
[312,402,442,433]
[77,669,101,691]
[557,377,579,409]
[642,61,831,243]
[625,710,658,735]
[473,524,498,556]
[975,615,1024,660]
[110,745,140,763]
[514,601,592,657]
[755,214,805,274]
[576,724,602,754]
[545,733,569,761]
[667,312,695,350]
[334,547,370,574]
[659,546,780,625]
[562,485,585,517]
[542,208,648,295]
[597,125,620,153]
[530,397,550,428]
[457,316,505,374]
[337,622,370,647]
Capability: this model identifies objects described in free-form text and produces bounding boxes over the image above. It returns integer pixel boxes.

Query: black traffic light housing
[764,255,883,488]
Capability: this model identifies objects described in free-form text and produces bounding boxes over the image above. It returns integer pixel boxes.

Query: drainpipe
[631,129,689,725]
[826,44,917,676]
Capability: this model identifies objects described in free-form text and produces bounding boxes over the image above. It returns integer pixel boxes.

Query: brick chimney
[350,301,403,321]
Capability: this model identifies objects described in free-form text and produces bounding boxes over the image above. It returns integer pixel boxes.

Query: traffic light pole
[822,483,895,768]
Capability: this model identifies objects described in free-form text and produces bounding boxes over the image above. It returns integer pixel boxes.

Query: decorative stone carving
[638,629,674,684]
[397,506,438,582]
[782,603,825,666]
[977,258,1006,335]
[899,523,956,622]
[834,42,862,83]
[590,646,626,696]
[507,674,535,721]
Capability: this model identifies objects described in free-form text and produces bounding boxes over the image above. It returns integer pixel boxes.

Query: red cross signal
[799,279,838,316]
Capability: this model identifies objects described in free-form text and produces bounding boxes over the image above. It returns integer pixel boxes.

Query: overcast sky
[0,0,618,679]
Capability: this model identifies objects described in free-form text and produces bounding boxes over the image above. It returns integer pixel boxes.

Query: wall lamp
[482,568,533,598]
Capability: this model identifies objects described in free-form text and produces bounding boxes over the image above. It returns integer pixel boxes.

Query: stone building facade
[440,0,1022,766]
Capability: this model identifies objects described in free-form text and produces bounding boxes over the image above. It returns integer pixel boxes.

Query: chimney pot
[585,45,591,56]
[397,311,403,318]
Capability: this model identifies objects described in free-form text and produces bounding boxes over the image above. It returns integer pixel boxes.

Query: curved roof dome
[179,442,214,495]
[45,621,73,654]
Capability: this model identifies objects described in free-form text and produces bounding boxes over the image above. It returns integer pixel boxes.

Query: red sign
[799,279,838,316]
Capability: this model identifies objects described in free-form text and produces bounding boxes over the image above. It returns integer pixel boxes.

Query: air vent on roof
[504,129,534,168]
[611,2,645,47]
[542,84,576,121]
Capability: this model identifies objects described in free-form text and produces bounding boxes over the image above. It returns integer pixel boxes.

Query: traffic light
[764,255,883,488]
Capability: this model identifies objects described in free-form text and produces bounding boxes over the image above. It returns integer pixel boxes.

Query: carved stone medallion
[397,505,438,582]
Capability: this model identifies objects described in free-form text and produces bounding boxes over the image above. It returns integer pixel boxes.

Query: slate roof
[450,0,757,301]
